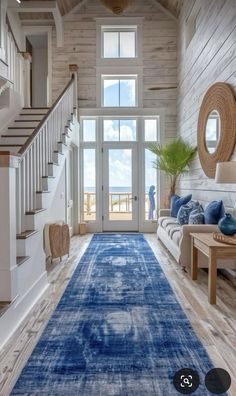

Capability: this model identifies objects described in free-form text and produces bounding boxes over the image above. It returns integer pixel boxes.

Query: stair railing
[16,75,76,234]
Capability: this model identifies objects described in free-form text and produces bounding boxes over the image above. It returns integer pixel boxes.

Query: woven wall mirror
[197,82,236,178]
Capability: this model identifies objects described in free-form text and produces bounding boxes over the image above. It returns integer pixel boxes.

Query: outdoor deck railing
[84,192,151,215]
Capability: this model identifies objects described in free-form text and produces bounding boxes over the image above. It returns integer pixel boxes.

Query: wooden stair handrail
[19,75,75,157]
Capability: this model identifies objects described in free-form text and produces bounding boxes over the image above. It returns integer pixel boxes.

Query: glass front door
[102,143,138,231]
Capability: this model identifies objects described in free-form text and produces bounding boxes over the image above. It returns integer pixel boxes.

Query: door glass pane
[83,149,96,221]
[120,32,136,58]
[145,149,157,221]
[120,119,136,141]
[103,79,119,107]
[103,32,119,58]
[83,119,96,142]
[120,79,136,107]
[109,149,132,221]
[145,119,158,141]
[104,119,119,141]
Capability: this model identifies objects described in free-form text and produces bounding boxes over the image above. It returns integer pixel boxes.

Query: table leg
[209,248,217,304]
[191,238,198,280]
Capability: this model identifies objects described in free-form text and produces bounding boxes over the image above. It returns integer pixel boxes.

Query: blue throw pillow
[177,201,199,225]
[177,205,194,225]
[170,194,192,218]
[204,200,225,224]
[189,206,205,224]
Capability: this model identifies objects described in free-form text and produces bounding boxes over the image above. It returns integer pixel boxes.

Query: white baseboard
[0,271,48,349]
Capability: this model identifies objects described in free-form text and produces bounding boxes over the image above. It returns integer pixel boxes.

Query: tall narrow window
[103,76,137,107]
[102,27,136,58]
[83,119,96,142]
[144,119,158,141]
[83,149,96,222]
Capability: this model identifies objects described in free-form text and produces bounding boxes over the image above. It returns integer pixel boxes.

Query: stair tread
[17,256,30,266]
[36,190,50,194]
[16,230,38,239]
[0,144,22,147]
[1,135,30,138]
[58,141,67,145]
[54,150,64,154]
[23,107,49,109]
[25,208,46,215]
[8,127,34,130]
[14,120,39,122]
[42,176,55,179]
[48,162,59,166]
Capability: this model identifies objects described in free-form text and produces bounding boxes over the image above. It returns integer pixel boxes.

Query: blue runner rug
[11,234,220,395]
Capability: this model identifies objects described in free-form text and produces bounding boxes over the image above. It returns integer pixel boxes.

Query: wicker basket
[49,223,70,262]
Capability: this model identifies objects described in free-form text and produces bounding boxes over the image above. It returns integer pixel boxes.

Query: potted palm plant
[148,138,197,205]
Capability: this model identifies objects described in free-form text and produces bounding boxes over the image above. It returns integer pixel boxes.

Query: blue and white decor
[11,234,220,396]
[177,201,200,225]
[189,205,205,225]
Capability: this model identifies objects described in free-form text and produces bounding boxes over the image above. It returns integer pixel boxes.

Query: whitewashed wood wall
[51,0,178,141]
[177,0,236,209]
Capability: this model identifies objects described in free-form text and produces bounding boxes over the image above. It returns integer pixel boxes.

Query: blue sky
[103,79,136,107]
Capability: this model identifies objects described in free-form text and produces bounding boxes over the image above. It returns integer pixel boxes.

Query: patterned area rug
[11,234,217,395]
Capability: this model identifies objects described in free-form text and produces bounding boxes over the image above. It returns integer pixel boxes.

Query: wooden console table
[190,233,236,304]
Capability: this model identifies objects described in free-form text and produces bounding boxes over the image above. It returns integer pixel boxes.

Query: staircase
[0,74,79,346]
[0,108,49,153]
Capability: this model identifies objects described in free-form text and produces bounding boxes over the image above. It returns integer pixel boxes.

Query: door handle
[131,196,138,201]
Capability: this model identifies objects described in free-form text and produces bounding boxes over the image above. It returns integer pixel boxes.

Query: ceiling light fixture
[100,0,134,15]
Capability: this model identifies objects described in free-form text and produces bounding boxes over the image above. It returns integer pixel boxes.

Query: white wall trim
[79,108,165,117]
[9,0,63,47]
[52,1,64,47]
[96,66,143,109]
[0,271,48,348]
[96,17,143,67]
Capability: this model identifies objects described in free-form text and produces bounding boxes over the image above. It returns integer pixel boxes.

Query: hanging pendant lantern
[100,0,134,15]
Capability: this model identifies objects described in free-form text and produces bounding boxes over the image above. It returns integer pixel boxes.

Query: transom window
[103,119,137,141]
[102,75,137,107]
[102,26,137,58]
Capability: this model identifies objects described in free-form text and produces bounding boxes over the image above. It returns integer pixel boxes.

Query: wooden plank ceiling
[157,0,183,18]
[20,0,183,18]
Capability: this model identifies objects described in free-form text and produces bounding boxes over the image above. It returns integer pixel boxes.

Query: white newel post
[23,52,32,108]
[69,64,78,117]
[0,154,20,302]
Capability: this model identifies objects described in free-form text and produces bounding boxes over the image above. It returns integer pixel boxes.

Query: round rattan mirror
[197,83,236,178]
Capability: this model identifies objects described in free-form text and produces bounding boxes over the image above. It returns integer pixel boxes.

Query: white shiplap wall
[177,0,236,209]
[51,0,178,140]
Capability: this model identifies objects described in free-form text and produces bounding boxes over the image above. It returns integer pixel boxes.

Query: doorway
[27,34,48,107]
[102,143,138,231]
[80,116,160,233]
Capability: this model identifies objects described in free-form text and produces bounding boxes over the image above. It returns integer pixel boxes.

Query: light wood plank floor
[0,234,235,396]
